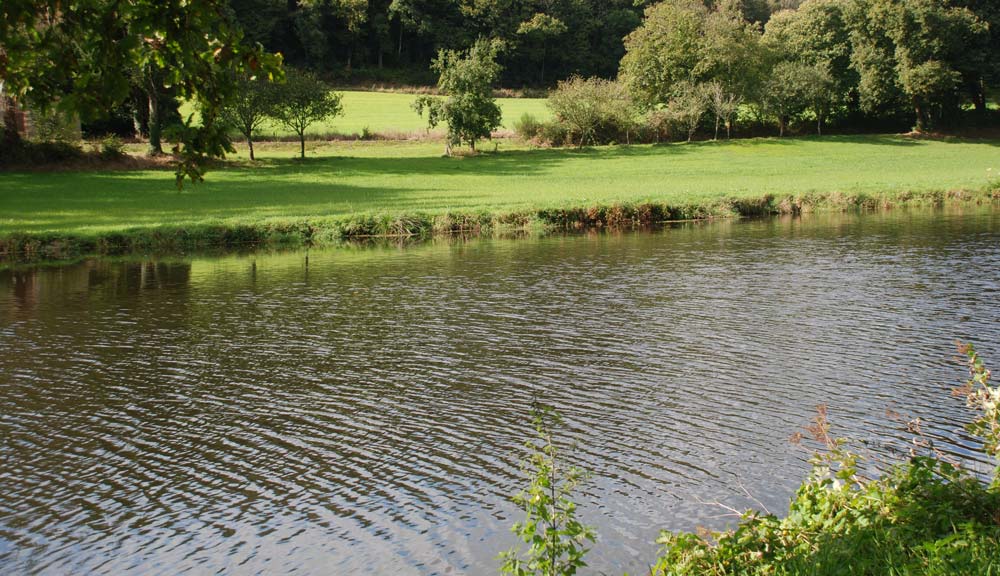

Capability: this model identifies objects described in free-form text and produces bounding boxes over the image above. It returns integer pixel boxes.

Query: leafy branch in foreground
[500,403,595,576]
[956,342,999,487]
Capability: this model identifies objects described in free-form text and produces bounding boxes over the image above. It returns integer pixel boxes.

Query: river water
[1,208,998,575]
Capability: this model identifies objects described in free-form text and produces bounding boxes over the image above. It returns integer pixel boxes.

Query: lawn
[179,90,551,137]
[2,135,997,239]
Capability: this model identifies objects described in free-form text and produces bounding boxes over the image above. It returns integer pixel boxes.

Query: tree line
[525,0,998,145]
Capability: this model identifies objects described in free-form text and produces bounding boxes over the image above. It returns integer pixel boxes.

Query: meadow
[1,134,998,260]
[179,90,551,137]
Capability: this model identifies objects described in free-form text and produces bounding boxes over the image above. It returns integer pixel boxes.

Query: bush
[547,77,638,146]
[30,108,81,142]
[513,113,544,140]
[539,121,570,146]
[98,135,126,160]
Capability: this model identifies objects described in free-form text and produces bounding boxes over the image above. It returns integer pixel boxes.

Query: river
[1,207,998,574]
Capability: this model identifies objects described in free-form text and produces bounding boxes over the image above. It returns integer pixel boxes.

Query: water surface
[1,208,999,574]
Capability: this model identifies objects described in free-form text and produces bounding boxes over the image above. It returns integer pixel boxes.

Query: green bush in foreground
[505,345,1000,575]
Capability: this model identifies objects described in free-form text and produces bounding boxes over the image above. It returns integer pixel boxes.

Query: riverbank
[2,135,998,262]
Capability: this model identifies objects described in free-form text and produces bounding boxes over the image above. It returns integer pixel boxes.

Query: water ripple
[1,208,998,574]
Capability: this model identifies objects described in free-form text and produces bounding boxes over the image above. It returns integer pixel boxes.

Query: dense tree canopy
[616,0,995,134]
[222,0,643,87]
[1,0,282,182]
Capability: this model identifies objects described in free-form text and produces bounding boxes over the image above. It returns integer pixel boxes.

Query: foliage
[957,343,1000,487]
[762,61,814,136]
[220,73,279,160]
[500,404,596,576]
[98,135,126,161]
[271,69,344,159]
[620,0,708,109]
[0,0,283,186]
[705,80,742,139]
[846,0,990,130]
[763,0,856,103]
[413,39,503,154]
[665,82,708,142]
[651,344,1000,576]
[513,113,545,140]
[547,77,636,147]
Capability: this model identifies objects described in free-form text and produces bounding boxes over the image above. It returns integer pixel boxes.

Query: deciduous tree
[271,69,343,159]
[413,39,503,155]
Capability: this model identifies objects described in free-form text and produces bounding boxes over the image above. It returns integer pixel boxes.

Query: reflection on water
[1,209,999,574]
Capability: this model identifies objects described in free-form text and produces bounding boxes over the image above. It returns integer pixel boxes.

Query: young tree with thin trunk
[413,39,503,156]
[272,70,343,159]
[221,74,277,161]
[666,81,708,142]
[705,80,742,139]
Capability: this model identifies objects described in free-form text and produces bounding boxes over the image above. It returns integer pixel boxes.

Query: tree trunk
[914,101,926,132]
[248,137,255,161]
[540,43,546,86]
[778,116,786,137]
[726,118,732,139]
[714,115,720,140]
[2,98,21,146]
[299,132,306,159]
[816,115,822,136]
[147,89,163,156]
[973,78,986,114]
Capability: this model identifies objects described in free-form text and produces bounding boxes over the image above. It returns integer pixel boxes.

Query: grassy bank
[1,135,998,261]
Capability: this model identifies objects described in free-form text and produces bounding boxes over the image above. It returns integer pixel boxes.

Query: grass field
[180,90,551,137]
[2,136,997,250]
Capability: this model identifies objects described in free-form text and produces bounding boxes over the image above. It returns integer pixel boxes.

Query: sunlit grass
[2,135,998,237]
[178,90,551,137]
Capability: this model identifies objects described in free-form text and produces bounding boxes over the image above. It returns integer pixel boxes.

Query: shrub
[547,76,638,147]
[513,113,544,140]
[500,404,596,576]
[98,135,126,160]
[538,121,570,146]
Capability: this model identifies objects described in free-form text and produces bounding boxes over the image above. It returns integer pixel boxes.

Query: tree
[620,0,708,108]
[763,0,857,116]
[271,69,343,159]
[220,74,278,160]
[846,0,989,130]
[900,60,962,132]
[705,80,742,139]
[413,38,503,155]
[0,0,283,186]
[547,77,635,147]
[801,63,836,135]
[696,7,767,133]
[763,61,812,136]
[517,12,568,85]
[666,81,708,142]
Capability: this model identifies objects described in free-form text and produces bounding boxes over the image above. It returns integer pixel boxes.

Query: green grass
[180,90,551,137]
[1,135,998,258]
